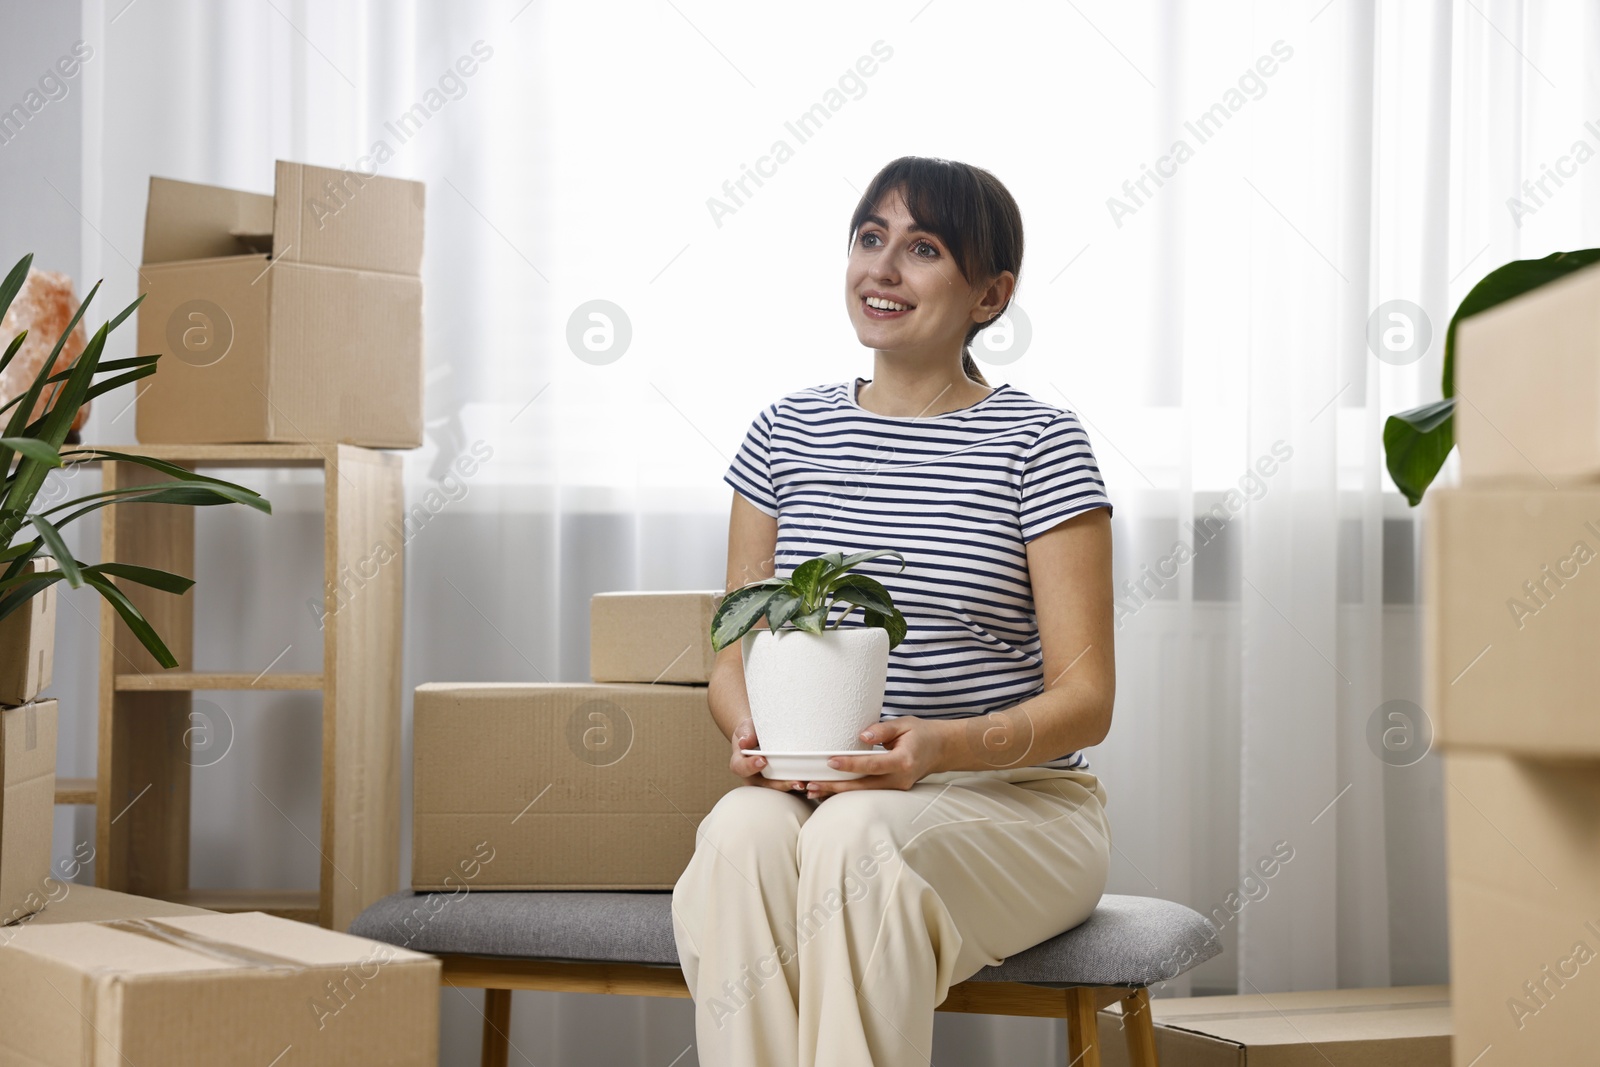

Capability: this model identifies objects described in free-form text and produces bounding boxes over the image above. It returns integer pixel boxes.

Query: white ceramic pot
[740,626,890,752]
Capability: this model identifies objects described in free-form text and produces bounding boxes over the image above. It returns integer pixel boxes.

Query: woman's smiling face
[846,188,995,356]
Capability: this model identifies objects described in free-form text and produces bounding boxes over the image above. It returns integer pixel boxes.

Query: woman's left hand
[802,715,955,799]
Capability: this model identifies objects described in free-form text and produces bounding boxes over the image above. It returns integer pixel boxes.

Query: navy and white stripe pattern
[725,378,1113,771]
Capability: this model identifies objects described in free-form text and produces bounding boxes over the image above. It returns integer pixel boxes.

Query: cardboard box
[0,910,440,1065]
[1423,486,1600,756]
[135,160,425,448]
[1445,752,1600,1066]
[0,557,56,704]
[1,699,55,926]
[590,589,725,684]
[412,683,742,889]
[1456,261,1600,484]
[1096,985,1451,1066]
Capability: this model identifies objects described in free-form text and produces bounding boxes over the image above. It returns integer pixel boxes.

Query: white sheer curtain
[27,0,1600,1061]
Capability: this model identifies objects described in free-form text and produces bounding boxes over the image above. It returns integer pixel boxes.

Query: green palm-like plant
[0,253,271,667]
[710,549,909,652]
[1384,249,1600,505]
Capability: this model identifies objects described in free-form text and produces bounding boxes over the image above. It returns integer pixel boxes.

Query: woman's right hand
[731,717,803,792]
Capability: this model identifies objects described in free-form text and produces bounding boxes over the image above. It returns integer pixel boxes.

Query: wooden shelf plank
[162,889,321,925]
[114,672,324,691]
[55,777,97,805]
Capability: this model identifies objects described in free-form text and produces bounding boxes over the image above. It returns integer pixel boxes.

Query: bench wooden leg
[1065,986,1103,1067]
[481,988,513,1067]
[1121,987,1158,1067]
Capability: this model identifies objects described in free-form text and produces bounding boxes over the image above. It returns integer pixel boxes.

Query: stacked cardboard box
[413,590,739,889]
[0,559,58,926]
[135,160,425,448]
[1095,985,1452,1066]
[1426,263,1600,1064]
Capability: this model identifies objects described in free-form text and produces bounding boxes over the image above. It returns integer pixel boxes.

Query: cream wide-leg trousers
[670,764,1112,1067]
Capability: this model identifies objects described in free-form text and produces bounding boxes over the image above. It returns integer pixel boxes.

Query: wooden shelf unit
[86,442,404,931]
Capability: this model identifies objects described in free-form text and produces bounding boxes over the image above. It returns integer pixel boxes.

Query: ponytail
[961,349,989,387]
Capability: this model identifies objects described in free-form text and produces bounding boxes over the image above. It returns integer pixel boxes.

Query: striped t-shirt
[724,377,1113,771]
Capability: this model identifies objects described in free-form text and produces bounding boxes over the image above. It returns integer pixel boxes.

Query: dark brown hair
[847,156,1024,387]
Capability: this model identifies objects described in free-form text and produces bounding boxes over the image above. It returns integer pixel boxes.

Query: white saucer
[750,747,887,782]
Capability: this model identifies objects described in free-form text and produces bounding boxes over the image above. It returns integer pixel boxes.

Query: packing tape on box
[101,918,306,972]
[24,704,35,751]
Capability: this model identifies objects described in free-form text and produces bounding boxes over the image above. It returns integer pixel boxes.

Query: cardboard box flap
[142,176,275,264]
[3,912,435,977]
[272,160,425,275]
[23,885,213,925]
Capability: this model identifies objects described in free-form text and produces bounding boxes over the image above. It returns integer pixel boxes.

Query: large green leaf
[788,605,829,635]
[27,515,81,587]
[0,331,27,379]
[0,255,31,327]
[82,364,158,404]
[43,478,267,515]
[763,591,802,632]
[787,557,830,610]
[83,572,179,668]
[60,449,271,514]
[816,549,905,591]
[0,279,98,495]
[0,315,105,532]
[709,582,787,651]
[0,355,158,419]
[862,607,909,649]
[827,573,897,617]
[0,438,62,468]
[1382,248,1600,506]
[84,562,195,596]
[1383,398,1456,507]
[1443,249,1600,398]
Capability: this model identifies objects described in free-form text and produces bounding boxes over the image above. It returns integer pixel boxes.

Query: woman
[671,156,1116,1067]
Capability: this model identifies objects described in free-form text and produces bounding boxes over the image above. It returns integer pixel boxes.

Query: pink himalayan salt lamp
[0,268,93,439]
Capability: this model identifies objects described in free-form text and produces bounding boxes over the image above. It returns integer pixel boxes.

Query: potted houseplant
[710,550,908,758]
[0,252,271,669]
[1384,248,1600,506]
[0,251,269,925]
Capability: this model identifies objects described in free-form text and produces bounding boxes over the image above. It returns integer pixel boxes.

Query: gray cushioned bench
[352,890,1221,1067]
